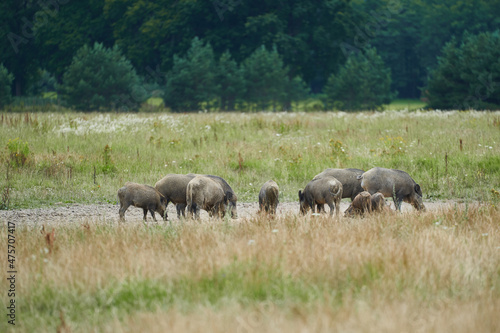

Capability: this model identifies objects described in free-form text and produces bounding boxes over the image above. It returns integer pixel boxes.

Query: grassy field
[0,110,499,208]
[0,109,499,332]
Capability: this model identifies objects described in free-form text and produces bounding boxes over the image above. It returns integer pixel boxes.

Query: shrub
[323,47,393,111]
[60,43,147,111]
[0,64,14,108]
[6,138,30,168]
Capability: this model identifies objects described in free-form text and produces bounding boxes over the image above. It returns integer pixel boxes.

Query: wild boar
[154,174,196,218]
[186,175,231,220]
[344,191,372,217]
[370,192,387,212]
[258,180,279,215]
[188,174,238,219]
[117,182,167,221]
[313,168,365,201]
[358,167,425,211]
[299,177,343,216]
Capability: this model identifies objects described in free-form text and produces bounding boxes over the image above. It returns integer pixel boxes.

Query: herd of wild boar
[117,167,425,221]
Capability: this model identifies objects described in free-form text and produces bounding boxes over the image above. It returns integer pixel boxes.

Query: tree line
[1,0,499,111]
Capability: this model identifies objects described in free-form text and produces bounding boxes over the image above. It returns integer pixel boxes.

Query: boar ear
[414,184,422,196]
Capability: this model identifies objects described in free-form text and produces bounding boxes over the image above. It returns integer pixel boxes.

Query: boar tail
[329,184,342,198]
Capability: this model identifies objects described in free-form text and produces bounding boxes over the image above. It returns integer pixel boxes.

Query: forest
[1,0,499,111]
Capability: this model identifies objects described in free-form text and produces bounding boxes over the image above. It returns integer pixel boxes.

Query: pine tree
[324,47,393,111]
[242,45,289,111]
[216,51,245,111]
[164,37,217,112]
[60,43,147,111]
[426,31,500,110]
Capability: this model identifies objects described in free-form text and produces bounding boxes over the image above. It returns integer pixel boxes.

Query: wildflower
[272,229,278,233]
[248,240,255,245]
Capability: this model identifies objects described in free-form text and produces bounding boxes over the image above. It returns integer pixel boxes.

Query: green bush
[6,138,30,168]
[60,43,147,111]
[426,31,500,110]
[0,64,14,108]
[323,47,393,111]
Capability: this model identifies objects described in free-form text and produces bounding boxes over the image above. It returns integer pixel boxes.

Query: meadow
[0,110,499,332]
[0,110,499,208]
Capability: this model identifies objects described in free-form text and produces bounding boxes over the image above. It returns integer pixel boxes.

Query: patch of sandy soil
[0,200,468,227]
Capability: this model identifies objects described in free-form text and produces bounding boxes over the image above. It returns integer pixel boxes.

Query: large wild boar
[344,191,372,217]
[358,167,425,211]
[299,177,343,216]
[258,180,279,215]
[117,182,167,221]
[186,175,231,219]
[188,174,238,219]
[313,168,365,201]
[154,174,196,218]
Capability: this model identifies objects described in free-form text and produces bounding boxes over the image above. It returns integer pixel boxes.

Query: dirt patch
[0,200,466,227]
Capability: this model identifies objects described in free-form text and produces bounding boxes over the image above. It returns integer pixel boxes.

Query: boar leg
[392,195,403,211]
[142,208,149,221]
[119,203,129,221]
[176,204,186,218]
[327,202,335,216]
[335,197,342,215]
[148,206,158,222]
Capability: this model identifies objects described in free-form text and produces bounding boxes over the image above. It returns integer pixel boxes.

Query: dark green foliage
[35,0,115,80]
[60,43,147,111]
[103,0,355,92]
[0,0,40,96]
[1,0,499,107]
[164,37,217,112]
[0,64,14,107]
[215,51,245,111]
[323,47,393,111]
[351,0,500,99]
[242,45,289,111]
[426,31,500,110]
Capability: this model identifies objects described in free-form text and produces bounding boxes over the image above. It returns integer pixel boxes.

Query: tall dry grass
[1,204,499,332]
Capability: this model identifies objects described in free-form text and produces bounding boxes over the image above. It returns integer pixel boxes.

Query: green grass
[0,110,499,209]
